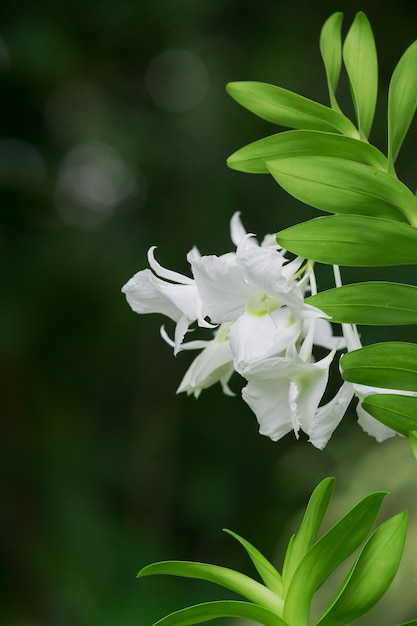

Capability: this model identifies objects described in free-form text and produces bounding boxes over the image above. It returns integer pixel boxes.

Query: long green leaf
[315,511,408,626]
[276,215,417,266]
[343,12,378,139]
[150,600,289,626]
[282,477,334,590]
[388,40,417,168]
[341,342,417,391]
[137,561,284,616]
[320,12,344,111]
[223,529,283,595]
[226,81,359,137]
[266,156,417,224]
[227,129,388,174]
[362,394,417,436]
[283,492,386,626]
[410,431,417,462]
[306,282,417,325]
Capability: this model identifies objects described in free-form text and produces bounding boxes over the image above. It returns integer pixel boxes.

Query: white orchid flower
[161,323,235,398]
[122,246,212,354]
[240,327,344,448]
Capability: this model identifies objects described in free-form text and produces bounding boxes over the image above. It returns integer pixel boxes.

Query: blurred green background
[1,1,417,624]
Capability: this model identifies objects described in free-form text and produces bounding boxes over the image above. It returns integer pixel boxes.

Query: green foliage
[306,282,417,325]
[340,342,417,391]
[277,215,417,266]
[138,478,411,626]
[227,10,417,450]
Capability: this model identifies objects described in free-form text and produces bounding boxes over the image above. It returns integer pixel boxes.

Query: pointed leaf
[223,529,282,595]
[343,12,378,139]
[320,12,344,111]
[388,40,417,167]
[150,600,289,626]
[226,81,359,136]
[362,394,417,437]
[276,215,417,266]
[266,156,417,225]
[283,492,386,626]
[137,561,284,616]
[306,282,417,325]
[340,342,417,392]
[410,431,417,462]
[282,477,334,590]
[316,511,408,626]
[227,129,388,174]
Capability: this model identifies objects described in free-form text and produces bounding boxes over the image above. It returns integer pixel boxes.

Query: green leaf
[394,621,417,626]
[137,561,284,616]
[283,492,386,626]
[343,12,378,139]
[361,394,417,437]
[410,431,417,462]
[320,12,344,111]
[227,129,388,174]
[282,477,335,591]
[388,40,417,168]
[306,282,417,325]
[226,81,359,137]
[276,215,417,266]
[266,156,417,225]
[223,529,283,596]
[149,600,289,626]
[340,342,417,392]
[315,511,408,626]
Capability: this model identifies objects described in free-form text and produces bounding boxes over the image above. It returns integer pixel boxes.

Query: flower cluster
[122,213,397,448]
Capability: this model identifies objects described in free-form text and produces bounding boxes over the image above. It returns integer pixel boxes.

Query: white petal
[230,211,248,247]
[148,246,194,285]
[229,309,302,372]
[309,317,347,351]
[308,382,355,449]
[242,378,294,442]
[190,252,257,322]
[122,269,182,322]
[176,331,234,398]
[356,401,397,442]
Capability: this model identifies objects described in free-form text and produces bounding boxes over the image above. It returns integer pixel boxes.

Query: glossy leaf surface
[343,12,378,139]
[316,511,407,626]
[226,81,359,136]
[276,215,417,266]
[283,492,386,626]
[341,342,417,391]
[149,600,289,626]
[306,282,417,325]
[266,156,417,224]
[320,12,344,111]
[227,129,388,174]
[388,40,417,167]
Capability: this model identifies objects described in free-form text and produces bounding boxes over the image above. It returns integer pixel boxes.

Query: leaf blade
[226,81,359,136]
[343,12,378,139]
[388,40,417,167]
[266,156,417,224]
[276,215,417,266]
[306,282,417,325]
[150,600,289,626]
[340,342,417,392]
[227,129,388,174]
[362,394,417,437]
[320,12,344,111]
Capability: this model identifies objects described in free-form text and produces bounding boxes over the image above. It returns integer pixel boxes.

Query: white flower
[167,323,235,398]
[240,331,345,449]
[122,246,212,354]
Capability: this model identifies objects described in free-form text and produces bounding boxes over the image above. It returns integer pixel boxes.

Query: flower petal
[308,382,355,449]
[242,377,294,442]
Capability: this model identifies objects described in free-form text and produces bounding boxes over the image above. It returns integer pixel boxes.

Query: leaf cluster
[226,11,417,443]
[138,477,413,626]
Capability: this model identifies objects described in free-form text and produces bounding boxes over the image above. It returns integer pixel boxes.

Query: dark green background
[2,1,417,625]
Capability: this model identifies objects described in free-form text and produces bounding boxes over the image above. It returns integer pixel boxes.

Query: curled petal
[308,382,355,449]
[148,246,195,285]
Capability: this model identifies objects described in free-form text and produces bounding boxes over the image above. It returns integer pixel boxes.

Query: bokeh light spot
[146,48,209,112]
